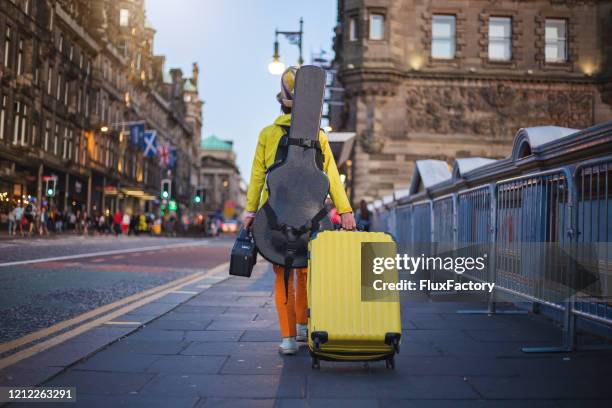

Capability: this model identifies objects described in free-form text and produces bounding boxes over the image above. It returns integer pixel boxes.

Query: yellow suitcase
[307,230,402,369]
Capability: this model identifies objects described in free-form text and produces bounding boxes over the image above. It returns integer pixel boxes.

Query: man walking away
[8,206,15,236]
[25,203,37,237]
[113,210,122,236]
[39,206,49,236]
[14,203,24,237]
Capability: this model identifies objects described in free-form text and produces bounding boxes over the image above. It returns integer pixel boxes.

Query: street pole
[64,173,69,211]
[87,174,92,215]
[102,176,106,215]
[298,17,304,66]
[37,164,43,211]
[268,18,304,74]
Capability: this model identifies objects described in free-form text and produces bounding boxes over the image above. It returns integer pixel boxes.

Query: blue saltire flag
[130,122,145,147]
[143,130,157,158]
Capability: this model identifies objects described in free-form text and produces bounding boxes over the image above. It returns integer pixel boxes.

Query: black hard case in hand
[229,228,258,277]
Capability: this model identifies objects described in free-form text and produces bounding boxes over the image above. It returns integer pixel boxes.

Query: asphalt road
[0,236,234,346]
[0,235,216,264]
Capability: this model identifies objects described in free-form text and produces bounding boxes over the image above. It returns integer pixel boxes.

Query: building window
[81,133,87,165]
[16,39,23,74]
[488,17,512,61]
[31,119,37,147]
[44,119,50,151]
[56,74,61,100]
[101,98,106,122]
[47,66,53,95]
[62,127,68,159]
[432,15,456,59]
[0,96,6,140]
[54,124,59,155]
[119,9,129,27]
[348,16,358,41]
[20,105,27,145]
[68,129,74,160]
[12,101,20,144]
[545,19,567,63]
[369,13,385,40]
[58,35,63,53]
[4,26,11,68]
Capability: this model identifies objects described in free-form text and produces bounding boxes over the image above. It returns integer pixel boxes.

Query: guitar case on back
[252,66,332,295]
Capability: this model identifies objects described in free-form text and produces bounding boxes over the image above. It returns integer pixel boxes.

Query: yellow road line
[0,273,199,355]
[104,321,142,326]
[0,262,229,370]
[0,241,210,268]
[0,262,228,355]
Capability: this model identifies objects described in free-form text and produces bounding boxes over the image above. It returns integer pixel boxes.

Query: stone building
[329,0,612,202]
[197,135,244,218]
[0,0,203,221]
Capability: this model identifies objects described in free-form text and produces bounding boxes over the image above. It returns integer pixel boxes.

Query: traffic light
[193,188,205,204]
[45,177,56,197]
[161,179,171,199]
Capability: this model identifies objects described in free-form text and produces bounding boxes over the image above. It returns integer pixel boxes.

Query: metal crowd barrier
[574,157,612,326]
[370,125,612,352]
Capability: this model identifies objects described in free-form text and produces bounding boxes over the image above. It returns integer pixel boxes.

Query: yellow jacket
[246,114,352,215]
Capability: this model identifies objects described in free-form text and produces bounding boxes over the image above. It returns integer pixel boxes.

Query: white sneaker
[278,337,298,355]
[296,324,308,342]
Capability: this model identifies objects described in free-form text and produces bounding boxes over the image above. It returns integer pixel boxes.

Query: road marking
[0,241,210,268]
[0,261,229,370]
[104,321,142,326]
[171,290,198,294]
[0,272,201,354]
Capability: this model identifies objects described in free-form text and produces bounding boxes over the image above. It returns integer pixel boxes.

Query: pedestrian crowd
[3,203,168,238]
[2,198,372,239]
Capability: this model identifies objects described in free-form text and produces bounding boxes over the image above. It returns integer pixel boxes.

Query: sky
[145,0,337,178]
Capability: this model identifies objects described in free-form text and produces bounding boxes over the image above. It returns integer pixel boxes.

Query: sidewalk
[19,263,612,407]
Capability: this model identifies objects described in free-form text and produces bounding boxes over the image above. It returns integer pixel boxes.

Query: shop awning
[121,188,157,201]
[327,132,355,168]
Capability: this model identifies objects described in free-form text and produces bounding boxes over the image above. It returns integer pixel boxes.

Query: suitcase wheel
[311,356,320,369]
[385,356,395,370]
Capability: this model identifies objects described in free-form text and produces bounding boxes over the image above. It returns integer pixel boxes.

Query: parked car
[221,219,239,233]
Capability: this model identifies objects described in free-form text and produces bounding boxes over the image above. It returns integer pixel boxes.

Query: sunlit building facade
[330,0,612,202]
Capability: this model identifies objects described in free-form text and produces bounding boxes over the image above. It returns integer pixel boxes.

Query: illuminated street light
[100,126,109,133]
[268,18,303,75]
[268,53,286,75]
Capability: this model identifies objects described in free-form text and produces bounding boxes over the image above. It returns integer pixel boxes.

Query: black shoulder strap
[270,125,324,173]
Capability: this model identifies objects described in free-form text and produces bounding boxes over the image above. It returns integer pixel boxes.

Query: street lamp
[268,41,286,75]
[268,18,304,75]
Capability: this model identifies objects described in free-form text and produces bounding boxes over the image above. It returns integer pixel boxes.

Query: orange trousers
[273,265,308,337]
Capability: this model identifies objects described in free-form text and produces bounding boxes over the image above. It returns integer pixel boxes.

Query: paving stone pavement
[21,263,612,407]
